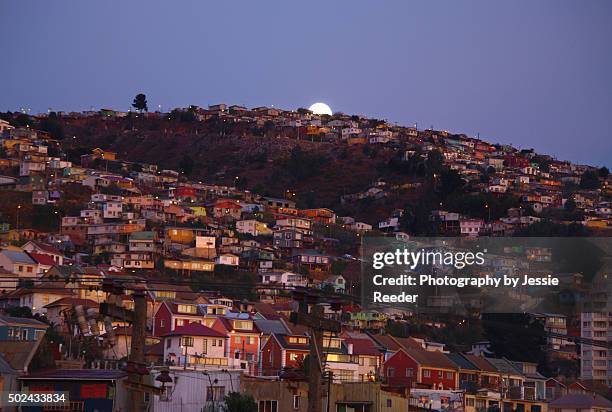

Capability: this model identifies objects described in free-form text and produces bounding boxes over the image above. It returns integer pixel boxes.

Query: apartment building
[580,312,612,386]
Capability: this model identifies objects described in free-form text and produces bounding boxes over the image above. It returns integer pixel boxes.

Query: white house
[460,219,484,236]
[348,222,372,232]
[216,253,239,267]
[163,323,227,368]
[260,271,307,288]
[151,367,242,411]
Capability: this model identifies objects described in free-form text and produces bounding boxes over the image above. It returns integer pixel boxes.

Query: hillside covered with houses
[0,104,610,411]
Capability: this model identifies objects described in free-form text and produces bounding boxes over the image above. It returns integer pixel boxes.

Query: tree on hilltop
[132,93,148,112]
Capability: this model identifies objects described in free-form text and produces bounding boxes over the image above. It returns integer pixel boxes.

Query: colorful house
[260,333,309,375]
[383,347,458,390]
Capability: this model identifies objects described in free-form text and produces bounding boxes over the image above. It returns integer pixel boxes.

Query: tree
[579,170,600,190]
[483,314,547,368]
[425,150,444,175]
[564,198,577,213]
[263,120,275,135]
[179,154,194,176]
[6,306,33,318]
[39,112,64,139]
[13,113,33,127]
[287,146,326,182]
[170,108,196,122]
[132,93,148,112]
[440,169,465,197]
[598,166,609,178]
[221,392,257,412]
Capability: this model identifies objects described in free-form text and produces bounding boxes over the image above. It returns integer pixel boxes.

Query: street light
[202,372,219,412]
[16,205,22,230]
[222,368,234,392]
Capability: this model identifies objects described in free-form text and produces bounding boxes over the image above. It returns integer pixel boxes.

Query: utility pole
[127,289,148,412]
[326,371,333,412]
[308,305,324,412]
[101,281,151,411]
[290,289,341,412]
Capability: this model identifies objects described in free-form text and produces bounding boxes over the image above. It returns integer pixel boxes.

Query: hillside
[59,115,426,222]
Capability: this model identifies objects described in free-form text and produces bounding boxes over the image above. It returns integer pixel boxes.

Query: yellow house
[306,126,330,135]
[240,377,408,412]
[348,136,367,145]
[163,259,214,272]
[1,138,28,150]
[464,392,548,412]
[188,206,207,219]
[585,218,609,229]
[1,229,39,244]
[0,159,19,168]
[166,227,196,244]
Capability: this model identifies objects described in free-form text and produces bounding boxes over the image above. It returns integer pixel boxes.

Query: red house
[504,154,530,168]
[383,347,458,390]
[174,186,197,201]
[260,333,310,376]
[153,301,207,337]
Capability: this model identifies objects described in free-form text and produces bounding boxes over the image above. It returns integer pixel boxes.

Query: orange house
[300,208,336,224]
[212,317,261,364]
[92,148,117,161]
[213,200,242,220]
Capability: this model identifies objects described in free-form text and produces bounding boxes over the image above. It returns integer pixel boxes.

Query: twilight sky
[1,1,610,167]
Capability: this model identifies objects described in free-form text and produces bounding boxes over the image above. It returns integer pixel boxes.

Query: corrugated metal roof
[20,369,128,380]
[0,250,35,264]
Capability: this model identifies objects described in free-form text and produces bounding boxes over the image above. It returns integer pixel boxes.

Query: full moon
[309,102,332,116]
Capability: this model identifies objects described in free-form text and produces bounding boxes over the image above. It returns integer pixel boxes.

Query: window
[166,338,172,348]
[466,398,475,407]
[156,291,176,299]
[388,367,395,377]
[259,400,278,412]
[160,319,165,328]
[218,339,223,347]
[202,339,207,354]
[212,339,217,347]
[438,371,443,378]
[180,336,194,347]
[323,338,341,349]
[423,370,431,378]
[234,336,241,344]
[293,395,301,410]
[387,399,392,407]
[446,372,453,379]
[178,305,196,314]
[21,329,28,341]
[233,320,253,330]
[406,368,413,377]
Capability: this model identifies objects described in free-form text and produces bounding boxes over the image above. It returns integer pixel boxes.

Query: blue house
[0,316,48,342]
